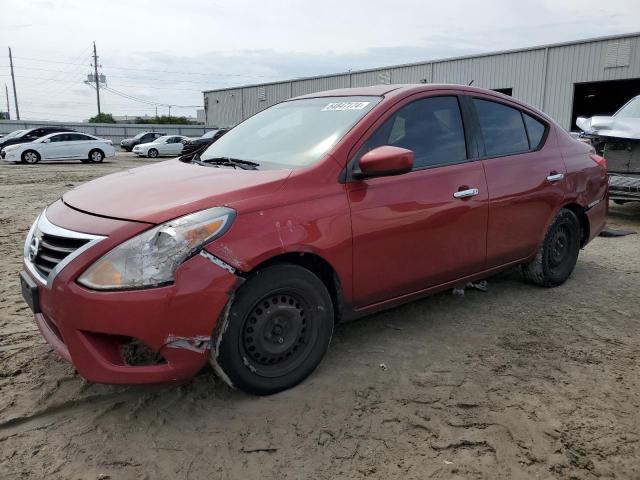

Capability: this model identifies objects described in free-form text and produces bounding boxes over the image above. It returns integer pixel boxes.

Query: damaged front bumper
[26,247,242,385]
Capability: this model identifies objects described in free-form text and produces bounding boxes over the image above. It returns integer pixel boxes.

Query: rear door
[348,93,489,307]
[469,95,565,267]
[68,133,94,158]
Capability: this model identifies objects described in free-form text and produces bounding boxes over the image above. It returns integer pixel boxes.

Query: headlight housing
[77,206,235,290]
[3,145,20,152]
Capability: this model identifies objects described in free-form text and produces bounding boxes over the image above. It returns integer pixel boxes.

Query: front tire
[88,149,104,163]
[148,148,159,158]
[22,150,40,164]
[522,208,581,287]
[211,264,334,395]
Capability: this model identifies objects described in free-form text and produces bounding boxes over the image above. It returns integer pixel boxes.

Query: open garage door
[571,78,640,131]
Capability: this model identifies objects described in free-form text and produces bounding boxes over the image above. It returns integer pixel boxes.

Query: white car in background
[132,135,190,158]
[1,132,115,164]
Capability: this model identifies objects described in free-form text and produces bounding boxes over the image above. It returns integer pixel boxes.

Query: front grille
[33,233,89,278]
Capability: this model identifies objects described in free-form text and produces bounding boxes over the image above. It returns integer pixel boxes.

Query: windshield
[202,130,218,139]
[15,129,35,138]
[153,135,171,143]
[200,96,380,168]
[133,132,150,140]
[615,96,640,119]
[3,129,25,139]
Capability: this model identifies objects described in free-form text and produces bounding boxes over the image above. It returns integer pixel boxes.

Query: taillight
[589,153,607,170]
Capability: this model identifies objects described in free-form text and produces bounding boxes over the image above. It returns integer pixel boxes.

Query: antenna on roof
[468,80,474,86]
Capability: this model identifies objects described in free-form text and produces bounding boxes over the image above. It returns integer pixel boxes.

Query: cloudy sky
[0,0,638,121]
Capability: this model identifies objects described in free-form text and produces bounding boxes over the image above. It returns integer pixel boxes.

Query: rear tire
[211,264,334,395]
[88,149,104,163]
[22,150,40,164]
[148,148,159,158]
[522,208,581,287]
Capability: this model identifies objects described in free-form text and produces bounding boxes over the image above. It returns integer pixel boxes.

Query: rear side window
[523,113,546,149]
[357,96,467,169]
[69,134,90,141]
[473,99,529,156]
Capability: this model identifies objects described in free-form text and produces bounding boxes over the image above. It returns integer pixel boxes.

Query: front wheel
[521,208,581,287]
[22,150,40,164]
[211,264,334,395]
[148,148,159,158]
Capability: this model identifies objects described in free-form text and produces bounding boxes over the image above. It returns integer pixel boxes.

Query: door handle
[453,188,479,199]
[546,172,564,182]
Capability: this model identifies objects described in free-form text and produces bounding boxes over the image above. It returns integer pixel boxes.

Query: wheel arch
[561,202,590,247]
[245,252,345,324]
[88,147,105,158]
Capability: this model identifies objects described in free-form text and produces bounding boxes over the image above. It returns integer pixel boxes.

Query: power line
[8,55,279,79]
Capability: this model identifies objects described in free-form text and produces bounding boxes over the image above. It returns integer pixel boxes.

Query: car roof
[290,83,552,121]
[39,131,89,139]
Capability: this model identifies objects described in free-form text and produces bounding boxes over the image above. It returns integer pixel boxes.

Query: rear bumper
[26,252,240,385]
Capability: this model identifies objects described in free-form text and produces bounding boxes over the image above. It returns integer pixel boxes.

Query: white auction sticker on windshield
[321,101,370,111]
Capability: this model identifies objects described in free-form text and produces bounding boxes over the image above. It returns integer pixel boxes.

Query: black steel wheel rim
[549,224,571,269]
[239,290,317,377]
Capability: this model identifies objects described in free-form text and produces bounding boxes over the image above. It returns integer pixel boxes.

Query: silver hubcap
[25,152,37,163]
[150,150,157,157]
[91,152,102,161]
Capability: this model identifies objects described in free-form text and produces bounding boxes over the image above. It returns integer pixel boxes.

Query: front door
[348,94,489,307]
[41,133,71,159]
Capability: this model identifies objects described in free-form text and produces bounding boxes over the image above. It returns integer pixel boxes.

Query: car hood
[63,159,292,224]
[134,142,157,148]
[576,115,640,140]
[0,137,28,148]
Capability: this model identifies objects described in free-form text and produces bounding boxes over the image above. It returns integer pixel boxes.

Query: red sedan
[20,85,608,395]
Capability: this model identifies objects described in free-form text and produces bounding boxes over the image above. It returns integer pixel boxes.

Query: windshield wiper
[197,156,259,170]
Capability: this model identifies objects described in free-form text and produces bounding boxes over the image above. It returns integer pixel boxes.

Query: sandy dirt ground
[0,152,639,479]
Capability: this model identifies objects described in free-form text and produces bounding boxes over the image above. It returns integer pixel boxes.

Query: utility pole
[8,47,19,120]
[168,105,171,119]
[5,84,10,120]
[92,41,101,117]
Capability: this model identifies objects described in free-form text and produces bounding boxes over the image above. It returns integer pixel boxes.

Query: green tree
[88,113,116,123]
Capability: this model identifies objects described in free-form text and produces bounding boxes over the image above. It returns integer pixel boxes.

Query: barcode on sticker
[321,102,370,111]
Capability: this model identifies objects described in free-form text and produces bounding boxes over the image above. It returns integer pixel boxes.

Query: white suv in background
[1,132,115,164]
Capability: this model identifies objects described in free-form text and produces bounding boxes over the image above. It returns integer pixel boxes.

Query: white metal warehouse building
[203,32,640,131]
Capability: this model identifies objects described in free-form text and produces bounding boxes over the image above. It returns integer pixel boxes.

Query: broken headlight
[77,206,235,290]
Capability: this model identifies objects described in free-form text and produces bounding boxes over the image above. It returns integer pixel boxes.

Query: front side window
[48,134,67,143]
[355,96,467,170]
[201,96,381,168]
[473,99,530,157]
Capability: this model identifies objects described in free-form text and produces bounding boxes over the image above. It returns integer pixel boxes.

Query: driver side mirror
[43,138,51,143]
[354,146,413,179]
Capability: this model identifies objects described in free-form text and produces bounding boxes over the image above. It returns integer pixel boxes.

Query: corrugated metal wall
[0,120,207,143]
[204,34,640,130]
[542,36,640,128]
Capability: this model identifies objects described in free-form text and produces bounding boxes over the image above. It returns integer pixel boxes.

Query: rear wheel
[22,150,40,164]
[522,208,581,287]
[148,148,159,158]
[211,264,334,395]
[88,149,104,163]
